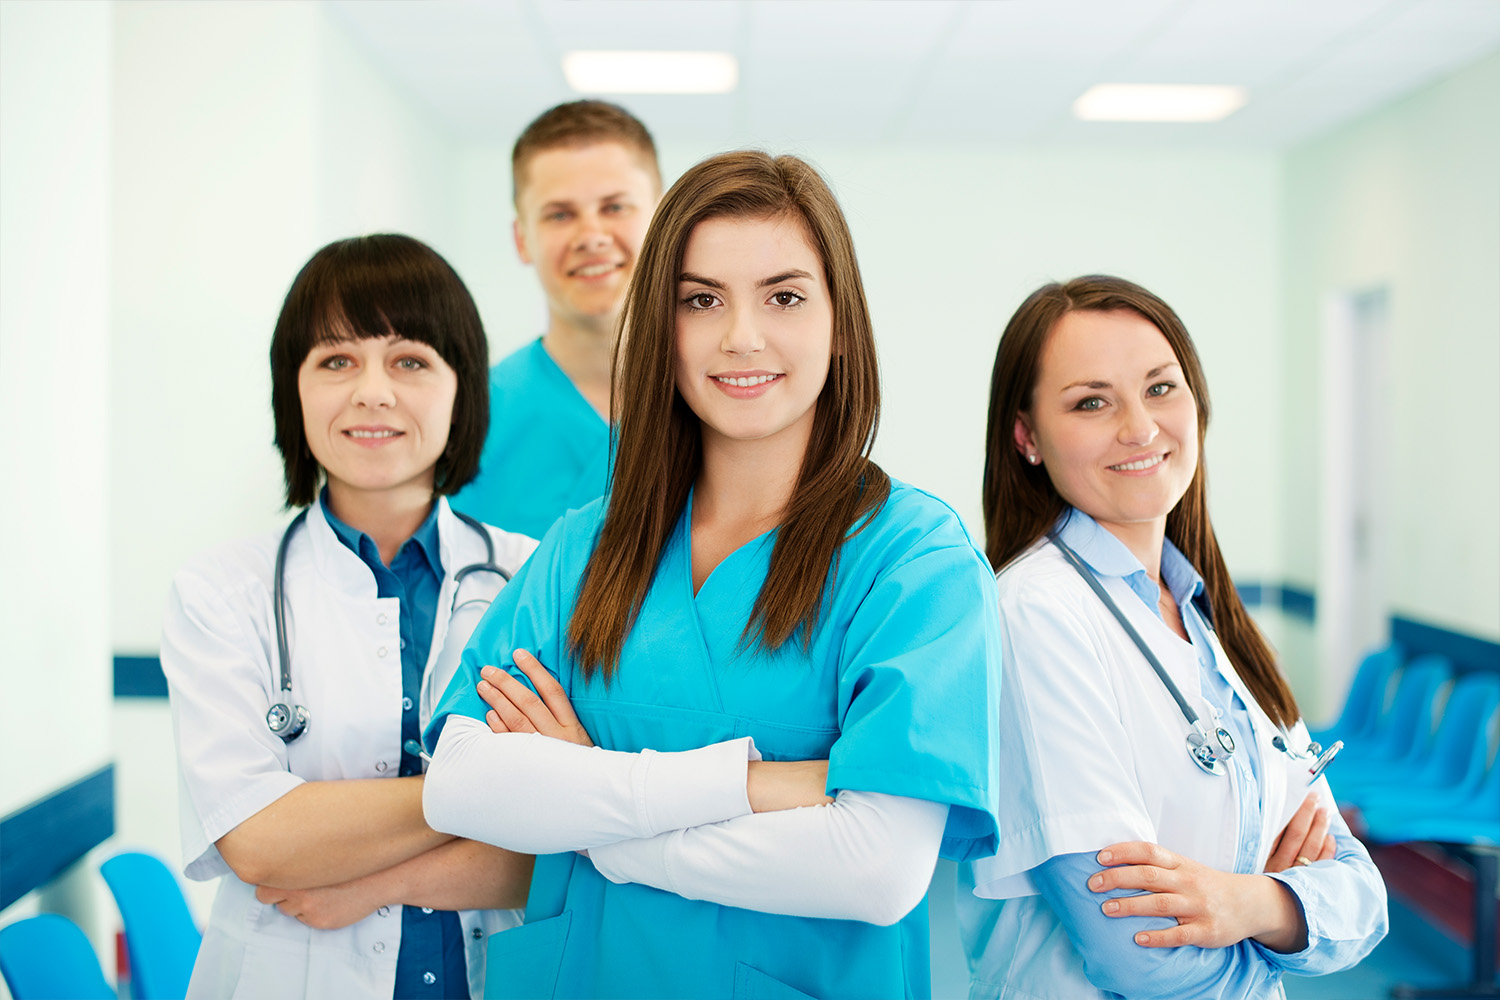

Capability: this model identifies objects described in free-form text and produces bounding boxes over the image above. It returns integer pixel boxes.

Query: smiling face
[673,213,833,459]
[298,333,459,510]
[513,141,660,334]
[1015,308,1199,544]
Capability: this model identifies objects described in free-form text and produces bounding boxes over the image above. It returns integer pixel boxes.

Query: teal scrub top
[428,480,1002,1000]
[450,338,609,540]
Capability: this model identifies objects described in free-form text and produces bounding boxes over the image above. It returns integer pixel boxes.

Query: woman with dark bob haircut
[422,151,1002,999]
[958,275,1387,999]
[161,234,538,999]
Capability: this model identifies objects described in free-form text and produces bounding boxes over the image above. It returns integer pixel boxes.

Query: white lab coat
[161,498,538,1000]
[960,537,1337,999]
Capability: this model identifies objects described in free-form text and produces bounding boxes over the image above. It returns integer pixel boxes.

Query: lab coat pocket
[484,910,572,1000]
[733,962,819,1000]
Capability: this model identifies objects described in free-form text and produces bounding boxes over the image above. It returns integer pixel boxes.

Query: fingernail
[1088,874,1104,890]
[476,680,493,695]
[1097,850,1112,864]
[1103,900,1119,914]
[513,648,529,661]
[480,665,498,679]
[1135,933,1149,945]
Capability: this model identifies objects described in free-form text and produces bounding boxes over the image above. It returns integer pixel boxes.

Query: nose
[350,364,396,409]
[572,212,613,253]
[720,304,764,357]
[1118,398,1158,446]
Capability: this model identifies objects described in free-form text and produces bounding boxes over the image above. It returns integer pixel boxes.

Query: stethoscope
[1049,534,1342,781]
[266,507,512,743]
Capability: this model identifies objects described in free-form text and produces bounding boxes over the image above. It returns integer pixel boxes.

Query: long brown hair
[569,151,890,680]
[982,275,1299,728]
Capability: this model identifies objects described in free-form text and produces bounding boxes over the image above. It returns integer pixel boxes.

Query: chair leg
[1391,847,1499,999]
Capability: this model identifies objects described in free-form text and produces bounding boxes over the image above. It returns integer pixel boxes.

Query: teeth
[573,263,617,277]
[714,374,777,387]
[1110,454,1164,472]
[347,430,399,439]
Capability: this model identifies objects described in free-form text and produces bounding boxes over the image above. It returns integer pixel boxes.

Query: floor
[926,859,1476,1000]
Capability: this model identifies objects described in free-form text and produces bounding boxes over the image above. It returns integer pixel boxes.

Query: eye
[544,209,571,223]
[601,202,628,216]
[395,356,429,371]
[769,290,805,309]
[319,355,353,371]
[1074,396,1105,412]
[682,292,721,312]
[1147,381,1176,397]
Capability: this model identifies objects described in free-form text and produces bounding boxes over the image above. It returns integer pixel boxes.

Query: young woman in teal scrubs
[422,151,1003,1000]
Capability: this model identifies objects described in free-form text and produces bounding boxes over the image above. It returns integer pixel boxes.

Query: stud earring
[1027,453,1040,465]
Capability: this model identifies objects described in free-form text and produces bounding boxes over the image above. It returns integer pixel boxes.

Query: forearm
[358,839,534,913]
[217,777,451,889]
[423,715,755,853]
[588,791,947,926]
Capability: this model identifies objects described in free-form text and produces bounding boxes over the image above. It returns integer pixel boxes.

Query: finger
[1266,794,1318,873]
[485,709,511,734]
[1318,833,1336,862]
[1132,922,1199,948]
[1091,863,1174,895]
[513,650,582,728]
[255,885,283,905]
[476,678,536,734]
[1096,842,1178,870]
[1101,889,1195,920]
[1302,807,1333,858]
[485,668,557,733]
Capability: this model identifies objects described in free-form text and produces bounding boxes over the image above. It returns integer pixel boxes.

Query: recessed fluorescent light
[562,51,738,95]
[1073,84,1248,123]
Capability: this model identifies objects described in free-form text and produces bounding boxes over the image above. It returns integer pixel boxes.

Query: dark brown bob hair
[982,274,1299,728]
[569,150,890,679]
[512,100,660,204]
[270,234,489,508]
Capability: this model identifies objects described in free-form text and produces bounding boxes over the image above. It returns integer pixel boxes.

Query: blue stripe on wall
[114,655,166,697]
[1392,616,1500,675]
[0,765,114,911]
[1235,582,1317,622]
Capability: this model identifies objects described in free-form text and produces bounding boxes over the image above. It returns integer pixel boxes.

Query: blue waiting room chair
[0,913,115,1000]
[1329,655,1453,791]
[99,850,201,999]
[1309,642,1404,749]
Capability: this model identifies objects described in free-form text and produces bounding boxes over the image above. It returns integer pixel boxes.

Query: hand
[746,759,834,813]
[255,879,383,930]
[478,650,593,747]
[1090,841,1307,952]
[1263,793,1336,874]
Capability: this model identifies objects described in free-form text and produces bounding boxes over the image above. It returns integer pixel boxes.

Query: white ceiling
[326,0,1500,150]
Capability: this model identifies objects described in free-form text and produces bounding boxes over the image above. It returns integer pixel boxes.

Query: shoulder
[489,339,547,391]
[851,479,989,569]
[170,528,282,604]
[994,540,1115,653]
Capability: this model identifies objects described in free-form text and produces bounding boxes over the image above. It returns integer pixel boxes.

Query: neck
[693,427,808,535]
[324,482,436,567]
[543,312,616,417]
[1095,516,1168,586]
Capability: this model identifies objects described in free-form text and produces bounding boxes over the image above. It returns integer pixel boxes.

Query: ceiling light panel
[562,51,738,94]
[1073,84,1248,122]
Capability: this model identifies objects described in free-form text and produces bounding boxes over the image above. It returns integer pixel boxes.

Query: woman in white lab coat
[958,275,1388,999]
[160,235,536,999]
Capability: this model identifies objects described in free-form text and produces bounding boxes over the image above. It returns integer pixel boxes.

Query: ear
[513,219,533,266]
[1013,413,1039,463]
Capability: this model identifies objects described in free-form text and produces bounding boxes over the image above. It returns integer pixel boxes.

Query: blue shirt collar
[1052,508,1204,614]
[319,488,443,576]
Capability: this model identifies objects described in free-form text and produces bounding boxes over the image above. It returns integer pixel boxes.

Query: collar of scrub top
[1048,511,1236,777]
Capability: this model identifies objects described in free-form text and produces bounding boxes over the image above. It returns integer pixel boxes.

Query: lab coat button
[377,905,390,917]
[421,907,433,914]
[375,760,388,772]
[377,613,388,625]
[378,646,389,658]
[423,972,436,985]
[402,696,414,711]
[373,942,385,954]
[471,927,483,940]
[400,638,407,650]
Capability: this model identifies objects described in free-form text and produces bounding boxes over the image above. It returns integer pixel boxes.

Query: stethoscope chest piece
[266,701,309,742]
[1185,725,1235,776]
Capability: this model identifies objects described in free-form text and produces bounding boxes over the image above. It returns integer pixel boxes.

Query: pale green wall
[1281,51,1500,641]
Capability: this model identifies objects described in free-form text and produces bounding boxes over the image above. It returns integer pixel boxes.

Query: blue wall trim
[1392,616,1500,675]
[0,765,115,911]
[114,655,167,698]
[1236,582,1317,622]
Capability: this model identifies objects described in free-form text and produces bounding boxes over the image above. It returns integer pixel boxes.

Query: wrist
[1249,875,1308,953]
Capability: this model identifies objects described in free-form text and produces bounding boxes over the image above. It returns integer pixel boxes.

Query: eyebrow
[677,269,816,290]
[1060,362,1181,391]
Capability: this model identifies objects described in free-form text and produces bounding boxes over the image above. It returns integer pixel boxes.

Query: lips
[343,427,402,440]
[1108,453,1165,472]
[712,373,781,387]
[568,260,623,278]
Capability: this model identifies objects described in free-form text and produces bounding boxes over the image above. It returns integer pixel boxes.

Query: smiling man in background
[452,101,662,538]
